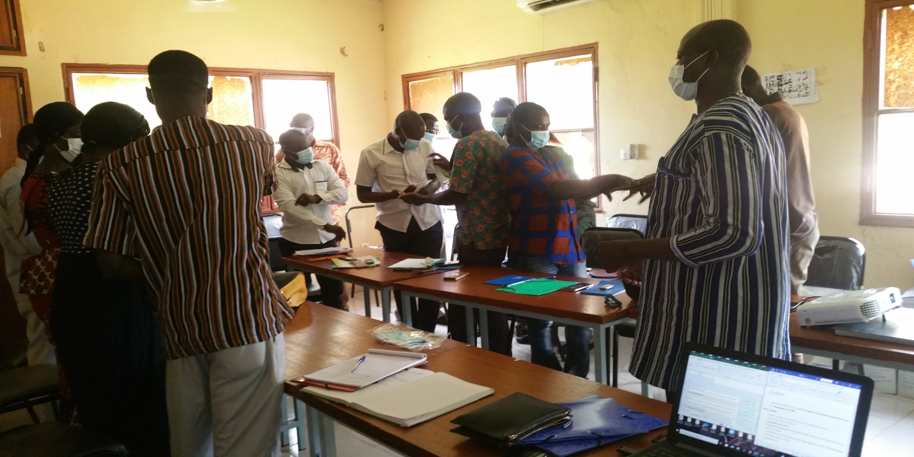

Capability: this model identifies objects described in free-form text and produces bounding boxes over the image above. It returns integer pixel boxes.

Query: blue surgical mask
[520,125,549,149]
[446,116,464,139]
[423,132,436,143]
[668,51,710,101]
[491,117,507,135]
[397,128,421,150]
[293,127,313,137]
[288,147,314,164]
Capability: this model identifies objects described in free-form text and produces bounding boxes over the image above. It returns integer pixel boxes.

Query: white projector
[798,287,902,326]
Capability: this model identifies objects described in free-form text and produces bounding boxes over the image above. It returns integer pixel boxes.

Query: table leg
[362,285,371,318]
[305,406,322,457]
[319,411,337,457]
[381,287,392,323]
[465,305,476,347]
[641,382,654,399]
[593,325,608,385]
[479,309,490,350]
[401,292,414,327]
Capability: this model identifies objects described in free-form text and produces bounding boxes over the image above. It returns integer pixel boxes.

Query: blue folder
[522,396,667,457]
[483,275,534,286]
[580,280,625,296]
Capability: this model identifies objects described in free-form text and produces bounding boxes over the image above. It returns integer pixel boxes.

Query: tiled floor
[5,287,913,456]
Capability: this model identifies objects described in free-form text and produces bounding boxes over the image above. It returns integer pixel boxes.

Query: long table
[789,313,914,371]
[394,266,634,385]
[282,247,425,323]
[284,302,670,457]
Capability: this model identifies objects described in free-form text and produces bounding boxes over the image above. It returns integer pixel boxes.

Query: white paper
[294,247,353,256]
[303,368,434,406]
[387,257,441,269]
[897,371,914,399]
[762,67,819,106]
[304,349,427,389]
[864,365,897,394]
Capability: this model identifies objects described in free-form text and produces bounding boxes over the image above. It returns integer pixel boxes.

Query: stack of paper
[388,257,442,270]
[331,256,380,269]
[294,247,353,256]
[305,369,492,427]
[300,349,428,391]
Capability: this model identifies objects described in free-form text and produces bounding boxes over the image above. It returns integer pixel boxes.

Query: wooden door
[0,66,30,345]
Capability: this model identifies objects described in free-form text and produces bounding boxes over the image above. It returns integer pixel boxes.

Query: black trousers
[278,238,345,309]
[447,243,511,356]
[376,219,443,333]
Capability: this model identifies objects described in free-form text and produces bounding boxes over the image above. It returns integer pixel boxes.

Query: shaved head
[741,64,761,87]
[443,92,482,119]
[511,102,548,127]
[740,64,770,103]
[290,113,314,128]
[394,110,424,131]
[682,19,751,69]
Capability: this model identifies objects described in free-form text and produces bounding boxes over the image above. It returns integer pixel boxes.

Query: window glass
[461,65,518,133]
[207,76,254,127]
[882,5,914,109]
[71,73,162,127]
[261,78,333,143]
[525,55,594,130]
[407,73,454,128]
[875,112,914,214]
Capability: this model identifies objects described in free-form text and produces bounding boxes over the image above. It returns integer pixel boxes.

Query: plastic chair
[805,236,866,291]
[580,227,644,388]
[606,213,648,236]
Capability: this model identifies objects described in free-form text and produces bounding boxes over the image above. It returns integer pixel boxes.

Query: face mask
[668,51,710,101]
[396,129,421,150]
[446,116,464,139]
[293,127,313,137]
[57,137,83,163]
[288,147,314,165]
[423,132,436,143]
[491,117,507,135]
[520,124,549,149]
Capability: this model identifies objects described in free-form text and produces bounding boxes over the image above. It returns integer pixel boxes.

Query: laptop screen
[674,351,864,457]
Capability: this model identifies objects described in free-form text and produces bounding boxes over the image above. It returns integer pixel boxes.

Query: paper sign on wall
[762,67,819,106]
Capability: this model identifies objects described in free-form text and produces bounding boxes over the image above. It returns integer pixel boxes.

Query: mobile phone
[560,282,591,292]
[443,270,469,281]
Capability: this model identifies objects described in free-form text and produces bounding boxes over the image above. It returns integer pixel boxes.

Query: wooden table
[394,266,634,385]
[282,247,432,323]
[284,303,670,457]
[790,313,914,371]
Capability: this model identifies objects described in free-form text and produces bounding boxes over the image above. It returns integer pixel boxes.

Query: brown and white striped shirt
[85,116,292,359]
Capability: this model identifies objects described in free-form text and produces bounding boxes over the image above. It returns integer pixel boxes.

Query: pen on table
[351,355,366,373]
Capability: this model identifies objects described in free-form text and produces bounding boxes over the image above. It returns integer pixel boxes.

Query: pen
[350,355,366,373]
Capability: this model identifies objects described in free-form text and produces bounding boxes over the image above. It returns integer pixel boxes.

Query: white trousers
[166,334,285,457]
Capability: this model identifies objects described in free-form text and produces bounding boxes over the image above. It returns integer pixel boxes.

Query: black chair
[805,236,866,291]
[580,228,644,386]
[0,364,59,424]
[606,213,648,236]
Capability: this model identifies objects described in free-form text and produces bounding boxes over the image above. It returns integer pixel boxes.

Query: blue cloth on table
[580,280,624,296]
[522,396,667,457]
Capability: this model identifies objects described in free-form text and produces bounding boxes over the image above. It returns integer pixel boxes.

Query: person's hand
[623,174,656,204]
[296,194,322,206]
[403,184,418,194]
[597,240,637,273]
[399,192,427,205]
[617,263,643,286]
[602,175,635,202]
[430,153,451,170]
[323,224,346,242]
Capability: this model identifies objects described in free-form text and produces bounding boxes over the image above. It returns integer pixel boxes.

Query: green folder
[495,278,578,296]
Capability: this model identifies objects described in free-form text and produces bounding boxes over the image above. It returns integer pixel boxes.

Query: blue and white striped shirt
[630,93,791,389]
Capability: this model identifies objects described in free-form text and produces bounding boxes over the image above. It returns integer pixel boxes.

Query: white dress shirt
[0,158,41,298]
[274,159,349,245]
[354,137,440,233]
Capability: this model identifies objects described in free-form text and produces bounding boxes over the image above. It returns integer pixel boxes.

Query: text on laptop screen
[675,352,862,457]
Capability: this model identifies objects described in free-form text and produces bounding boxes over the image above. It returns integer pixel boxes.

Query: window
[861,1,914,227]
[63,64,339,213]
[0,0,25,56]
[402,44,600,186]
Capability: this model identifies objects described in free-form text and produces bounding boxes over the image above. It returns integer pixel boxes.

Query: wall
[739,0,914,290]
[0,0,388,245]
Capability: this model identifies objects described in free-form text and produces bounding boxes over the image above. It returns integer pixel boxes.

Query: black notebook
[833,307,914,346]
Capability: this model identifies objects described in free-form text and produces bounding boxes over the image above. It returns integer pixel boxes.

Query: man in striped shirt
[86,50,292,456]
[599,20,790,397]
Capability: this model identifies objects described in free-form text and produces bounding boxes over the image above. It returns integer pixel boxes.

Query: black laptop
[631,343,874,457]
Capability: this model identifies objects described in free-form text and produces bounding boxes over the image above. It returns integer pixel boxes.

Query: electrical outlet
[620,148,631,160]
[630,144,639,160]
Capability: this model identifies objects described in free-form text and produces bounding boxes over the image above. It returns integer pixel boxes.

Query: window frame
[61,63,340,214]
[401,43,601,196]
[860,0,914,227]
[0,0,25,56]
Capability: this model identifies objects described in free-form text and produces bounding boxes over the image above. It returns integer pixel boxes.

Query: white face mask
[668,51,710,101]
[57,137,83,163]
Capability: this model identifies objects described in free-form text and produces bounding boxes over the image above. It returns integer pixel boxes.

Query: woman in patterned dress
[20,101,84,422]
[48,102,169,456]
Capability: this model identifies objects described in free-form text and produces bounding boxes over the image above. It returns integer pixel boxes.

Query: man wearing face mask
[355,110,442,331]
[401,93,512,355]
[598,20,789,401]
[499,102,632,378]
[275,129,349,309]
[491,97,515,139]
